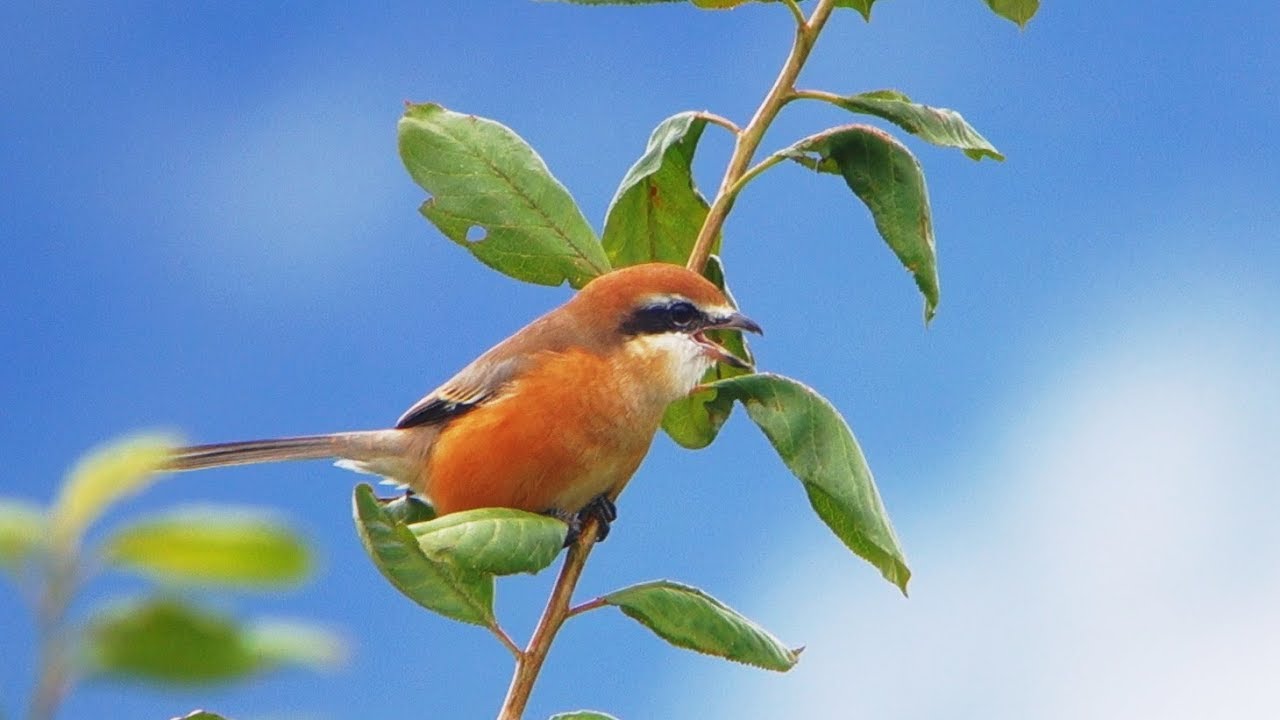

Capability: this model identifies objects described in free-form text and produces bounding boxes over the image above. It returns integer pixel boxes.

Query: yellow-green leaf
[983,0,1038,28]
[604,580,799,671]
[710,373,910,594]
[815,89,1003,161]
[353,484,494,626]
[779,124,939,322]
[409,508,566,576]
[0,499,45,570]
[50,435,177,548]
[103,507,311,588]
[399,102,609,289]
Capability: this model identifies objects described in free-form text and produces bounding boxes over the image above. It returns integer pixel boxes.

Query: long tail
[164,430,409,473]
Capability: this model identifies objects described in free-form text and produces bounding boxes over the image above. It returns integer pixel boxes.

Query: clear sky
[3,2,1278,719]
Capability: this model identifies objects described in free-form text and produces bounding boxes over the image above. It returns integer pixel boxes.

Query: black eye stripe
[620,299,707,335]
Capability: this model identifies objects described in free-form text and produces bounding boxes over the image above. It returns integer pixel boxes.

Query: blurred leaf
[662,256,752,449]
[103,507,311,588]
[983,0,1038,27]
[85,597,338,684]
[50,435,177,548]
[399,102,608,288]
[550,712,620,720]
[409,508,566,576]
[380,492,437,525]
[710,373,910,593]
[814,89,1003,161]
[247,619,346,668]
[0,499,45,570]
[602,112,715,267]
[352,484,494,626]
[779,125,939,322]
[603,580,798,671]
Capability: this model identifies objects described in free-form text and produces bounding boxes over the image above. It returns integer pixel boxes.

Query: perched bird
[165,263,761,540]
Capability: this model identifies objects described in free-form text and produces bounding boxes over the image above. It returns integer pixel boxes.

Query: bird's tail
[164,430,409,473]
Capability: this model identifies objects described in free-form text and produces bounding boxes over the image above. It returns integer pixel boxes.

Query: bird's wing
[395,355,526,429]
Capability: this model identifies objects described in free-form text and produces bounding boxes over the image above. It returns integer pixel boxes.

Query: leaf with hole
[662,255,753,449]
[778,124,939,322]
[84,597,340,684]
[812,89,1002,161]
[0,499,44,571]
[353,484,494,626]
[50,435,177,548]
[409,508,566,576]
[399,102,609,288]
[603,580,799,671]
[710,373,909,593]
[102,507,311,588]
[602,112,716,268]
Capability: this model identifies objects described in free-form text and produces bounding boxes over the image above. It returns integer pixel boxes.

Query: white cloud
[662,296,1280,719]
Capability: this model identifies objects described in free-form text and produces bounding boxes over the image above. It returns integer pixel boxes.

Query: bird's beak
[700,311,763,370]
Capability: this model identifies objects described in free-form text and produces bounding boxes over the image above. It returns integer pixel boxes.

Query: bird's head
[569,263,763,400]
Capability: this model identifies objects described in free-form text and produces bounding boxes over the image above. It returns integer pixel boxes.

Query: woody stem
[496,526,599,720]
[685,0,838,274]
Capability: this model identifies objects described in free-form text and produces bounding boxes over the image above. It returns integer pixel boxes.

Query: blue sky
[3,2,1278,718]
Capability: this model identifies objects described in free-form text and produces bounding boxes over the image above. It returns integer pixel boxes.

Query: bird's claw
[549,494,617,547]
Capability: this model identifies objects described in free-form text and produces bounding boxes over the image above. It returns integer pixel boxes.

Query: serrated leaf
[779,125,939,322]
[102,508,311,588]
[711,374,909,593]
[817,89,1003,161]
[50,435,177,548]
[602,112,714,268]
[352,484,494,626]
[550,712,620,720]
[85,597,338,684]
[661,256,752,449]
[409,508,566,576]
[984,0,1038,27]
[604,580,798,671]
[398,102,609,289]
[0,499,45,570]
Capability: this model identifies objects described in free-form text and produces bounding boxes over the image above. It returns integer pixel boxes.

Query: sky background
[3,2,1279,719]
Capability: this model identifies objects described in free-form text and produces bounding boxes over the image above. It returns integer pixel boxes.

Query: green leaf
[835,0,876,21]
[661,256,752,449]
[815,89,1003,161]
[983,0,1038,27]
[50,435,177,548]
[102,507,311,588]
[246,619,346,668]
[85,597,339,684]
[710,374,910,593]
[779,125,939,322]
[380,492,437,525]
[172,712,230,720]
[0,499,45,571]
[601,112,714,268]
[398,102,609,289]
[352,484,494,626]
[409,508,567,576]
[550,712,620,720]
[603,580,798,671]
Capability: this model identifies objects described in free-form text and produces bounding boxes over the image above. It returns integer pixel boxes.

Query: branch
[686,0,839,273]
[497,523,600,720]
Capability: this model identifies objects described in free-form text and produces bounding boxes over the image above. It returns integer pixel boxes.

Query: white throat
[626,332,716,402]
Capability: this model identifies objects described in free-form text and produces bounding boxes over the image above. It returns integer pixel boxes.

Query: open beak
[697,311,763,370]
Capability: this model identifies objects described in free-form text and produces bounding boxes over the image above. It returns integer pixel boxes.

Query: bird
[164,262,762,541]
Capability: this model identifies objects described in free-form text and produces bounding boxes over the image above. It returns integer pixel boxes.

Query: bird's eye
[668,301,698,328]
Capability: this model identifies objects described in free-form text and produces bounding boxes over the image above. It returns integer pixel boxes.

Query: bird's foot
[548,494,617,547]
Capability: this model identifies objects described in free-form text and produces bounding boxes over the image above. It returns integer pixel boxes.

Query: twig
[686,0,839,274]
[496,525,599,720]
